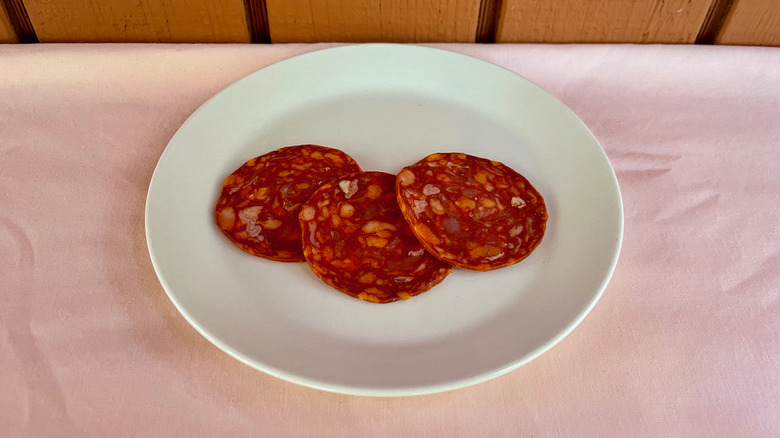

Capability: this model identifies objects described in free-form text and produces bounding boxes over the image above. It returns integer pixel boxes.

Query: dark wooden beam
[476,0,503,43]
[2,0,38,43]
[244,0,271,43]
[696,0,736,44]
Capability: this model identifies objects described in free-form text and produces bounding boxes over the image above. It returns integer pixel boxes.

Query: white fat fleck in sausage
[278,182,294,198]
[422,184,441,196]
[239,206,263,223]
[362,221,397,233]
[238,206,265,239]
[246,223,263,239]
[471,208,496,220]
[511,197,526,208]
[485,252,504,261]
[443,216,460,234]
[229,175,258,194]
[413,199,428,214]
[397,169,415,186]
[413,262,428,273]
[307,222,320,248]
[339,179,359,199]
[301,205,316,221]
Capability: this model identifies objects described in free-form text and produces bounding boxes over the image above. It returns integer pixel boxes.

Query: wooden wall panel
[497,0,712,43]
[266,0,481,43]
[0,3,19,43]
[23,0,250,43]
[717,0,780,46]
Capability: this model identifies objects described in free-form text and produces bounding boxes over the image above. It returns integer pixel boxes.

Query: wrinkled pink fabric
[1,44,778,437]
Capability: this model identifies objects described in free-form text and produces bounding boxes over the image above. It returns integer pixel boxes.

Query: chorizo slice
[396,153,548,271]
[215,145,361,262]
[300,171,451,303]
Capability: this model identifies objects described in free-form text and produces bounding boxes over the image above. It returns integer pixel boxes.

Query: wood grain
[0,3,18,43]
[266,0,480,43]
[497,0,712,43]
[717,0,780,46]
[23,0,250,43]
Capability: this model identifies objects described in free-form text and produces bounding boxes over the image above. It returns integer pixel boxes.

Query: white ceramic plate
[145,44,623,396]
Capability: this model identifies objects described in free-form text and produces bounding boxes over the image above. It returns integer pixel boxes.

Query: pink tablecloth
[1,43,778,437]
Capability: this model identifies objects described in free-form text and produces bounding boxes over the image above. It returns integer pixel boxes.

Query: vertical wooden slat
[497,0,712,43]
[475,0,502,43]
[2,0,37,43]
[244,0,270,43]
[717,0,780,46]
[696,0,735,44]
[23,0,251,43]
[266,0,480,43]
[0,2,18,43]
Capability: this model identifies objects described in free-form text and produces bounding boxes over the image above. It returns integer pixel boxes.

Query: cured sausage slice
[215,145,361,262]
[300,171,451,303]
[396,153,548,271]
